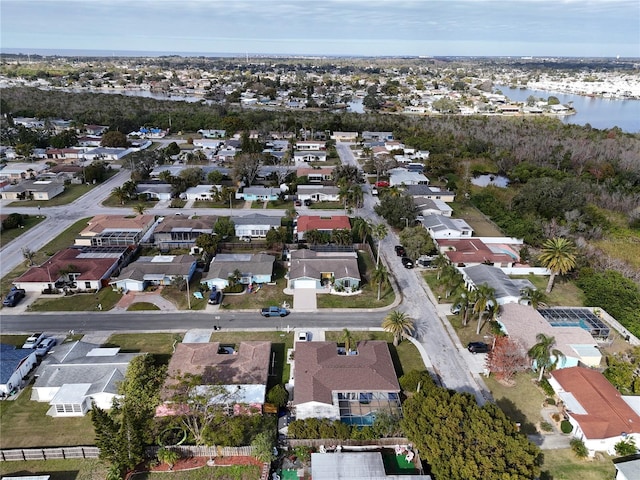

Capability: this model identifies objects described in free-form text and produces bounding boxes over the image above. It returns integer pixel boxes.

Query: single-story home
[460,264,535,305]
[14,247,128,293]
[153,216,216,251]
[436,238,516,268]
[613,455,640,480]
[296,140,325,151]
[311,452,431,480]
[288,249,360,291]
[294,151,327,163]
[293,341,401,423]
[83,147,130,162]
[197,129,226,139]
[389,168,429,187]
[109,254,197,292]
[0,162,48,182]
[0,344,37,396]
[184,185,221,201]
[549,367,640,455]
[421,215,473,239]
[498,304,602,368]
[0,180,65,201]
[404,184,456,202]
[31,341,141,417]
[236,186,281,202]
[201,253,275,290]
[157,341,271,416]
[45,148,86,162]
[136,183,173,201]
[232,213,281,239]
[75,214,156,247]
[414,198,453,217]
[295,215,351,241]
[297,185,340,203]
[361,131,394,142]
[296,167,335,183]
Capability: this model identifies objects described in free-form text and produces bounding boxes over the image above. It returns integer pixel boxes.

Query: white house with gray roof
[31,341,141,417]
[288,249,360,291]
[109,255,197,292]
[296,185,340,203]
[201,253,275,290]
[461,264,534,305]
[421,215,473,239]
[232,213,281,239]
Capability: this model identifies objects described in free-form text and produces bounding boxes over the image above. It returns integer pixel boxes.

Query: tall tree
[382,310,415,346]
[341,328,355,353]
[486,336,530,383]
[101,130,129,148]
[527,333,566,382]
[473,284,496,335]
[331,228,352,246]
[111,186,128,205]
[233,153,261,186]
[132,203,146,215]
[520,287,547,309]
[538,237,577,293]
[351,216,371,243]
[452,288,477,327]
[370,222,388,266]
[371,263,389,301]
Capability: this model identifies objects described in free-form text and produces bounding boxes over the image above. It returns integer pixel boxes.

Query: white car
[297,331,309,342]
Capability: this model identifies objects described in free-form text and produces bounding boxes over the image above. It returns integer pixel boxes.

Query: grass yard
[27,288,121,312]
[0,459,109,480]
[448,201,505,237]
[218,264,292,310]
[131,465,262,480]
[511,274,584,307]
[0,385,96,449]
[484,373,545,435]
[540,449,615,480]
[309,201,345,210]
[105,332,183,366]
[161,272,208,310]
[9,183,94,207]
[251,199,294,210]
[0,215,46,246]
[324,330,424,378]
[193,199,244,209]
[128,302,161,311]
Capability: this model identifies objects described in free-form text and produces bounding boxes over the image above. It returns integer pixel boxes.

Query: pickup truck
[261,306,290,317]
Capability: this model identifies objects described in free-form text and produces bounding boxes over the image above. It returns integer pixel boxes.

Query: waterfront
[497,85,640,133]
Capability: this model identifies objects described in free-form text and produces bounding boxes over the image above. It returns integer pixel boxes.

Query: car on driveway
[22,332,46,349]
[467,342,490,354]
[3,288,26,307]
[394,245,406,256]
[297,331,309,341]
[450,304,462,314]
[35,338,56,357]
[401,257,414,269]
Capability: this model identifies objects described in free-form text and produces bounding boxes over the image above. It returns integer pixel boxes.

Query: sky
[1,0,639,58]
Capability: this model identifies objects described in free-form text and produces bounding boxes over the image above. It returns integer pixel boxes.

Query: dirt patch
[130,456,262,476]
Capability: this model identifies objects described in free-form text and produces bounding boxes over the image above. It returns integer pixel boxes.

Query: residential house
[109,254,197,292]
[232,213,281,239]
[83,147,130,162]
[0,162,48,182]
[77,136,103,147]
[136,183,173,201]
[331,131,358,142]
[197,129,226,139]
[293,341,401,423]
[31,341,141,417]
[288,249,360,291]
[389,168,429,187]
[549,367,640,455]
[361,131,394,142]
[295,215,351,241]
[296,185,340,203]
[0,180,64,201]
[498,304,602,368]
[84,124,109,136]
[153,216,216,251]
[157,341,271,416]
[614,456,640,480]
[184,185,221,201]
[14,247,128,293]
[0,344,37,396]
[192,138,223,149]
[311,452,431,480]
[421,215,473,239]
[296,166,335,183]
[201,253,275,290]
[296,140,325,151]
[237,186,281,202]
[294,150,327,163]
[75,215,155,247]
[414,198,453,217]
[436,238,516,268]
[460,264,534,305]
[404,184,456,202]
[45,148,85,162]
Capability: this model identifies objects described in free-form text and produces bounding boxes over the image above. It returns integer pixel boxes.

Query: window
[84,282,91,289]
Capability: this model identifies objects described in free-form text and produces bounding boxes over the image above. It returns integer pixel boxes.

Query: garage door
[294,279,317,289]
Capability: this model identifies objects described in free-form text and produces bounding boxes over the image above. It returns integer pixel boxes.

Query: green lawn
[0,385,96,449]
[0,215,46,246]
[131,465,261,480]
[0,459,109,480]
[101,195,158,209]
[309,201,345,210]
[193,199,244,209]
[27,288,121,312]
[511,274,584,307]
[217,263,293,310]
[540,449,615,480]
[449,202,505,237]
[105,332,182,358]
[251,199,294,209]
[9,183,93,207]
[128,302,161,311]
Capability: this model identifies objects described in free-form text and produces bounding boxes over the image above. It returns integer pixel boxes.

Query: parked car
[394,245,406,256]
[467,342,490,354]
[208,288,223,305]
[450,304,462,314]
[3,288,26,307]
[297,331,310,341]
[401,257,414,269]
[35,338,57,357]
[303,199,312,206]
[22,332,45,349]
[261,306,290,317]
[294,199,302,206]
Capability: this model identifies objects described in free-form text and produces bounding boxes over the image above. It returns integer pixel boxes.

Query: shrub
[545,397,556,406]
[540,421,553,432]
[561,420,573,434]
[614,438,638,456]
[399,370,437,393]
[570,438,589,458]
[266,384,289,408]
[551,413,561,422]
[539,378,555,396]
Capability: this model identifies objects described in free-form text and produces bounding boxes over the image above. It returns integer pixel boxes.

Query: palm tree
[341,328,355,353]
[133,203,147,215]
[539,237,577,293]
[433,254,449,280]
[528,333,566,381]
[111,186,128,205]
[370,222,388,266]
[351,184,364,208]
[382,310,415,346]
[439,264,462,298]
[520,287,547,309]
[473,284,496,335]
[371,263,389,301]
[452,288,477,326]
[305,229,327,245]
[22,248,36,267]
[351,216,372,243]
[331,228,352,246]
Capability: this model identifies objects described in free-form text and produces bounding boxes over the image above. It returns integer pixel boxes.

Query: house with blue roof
[0,344,37,396]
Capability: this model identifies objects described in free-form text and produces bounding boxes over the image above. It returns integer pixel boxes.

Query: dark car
[35,338,57,357]
[401,257,414,269]
[467,342,490,354]
[3,288,26,307]
[394,245,406,256]
[303,199,312,206]
[294,199,302,206]
[208,287,223,305]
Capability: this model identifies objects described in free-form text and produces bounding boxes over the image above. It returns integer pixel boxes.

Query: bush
[399,370,437,393]
[539,378,555,396]
[266,384,289,408]
[540,421,553,432]
[551,413,561,422]
[545,397,556,406]
[561,420,573,434]
[570,438,589,458]
[614,438,637,456]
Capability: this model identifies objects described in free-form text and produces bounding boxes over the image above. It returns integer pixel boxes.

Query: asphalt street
[0,141,491,404]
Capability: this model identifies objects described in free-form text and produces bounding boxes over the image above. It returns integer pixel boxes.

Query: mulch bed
[132,456,262,474]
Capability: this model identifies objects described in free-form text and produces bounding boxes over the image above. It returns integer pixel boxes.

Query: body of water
[471,174,509,188]
[496,85,640,133]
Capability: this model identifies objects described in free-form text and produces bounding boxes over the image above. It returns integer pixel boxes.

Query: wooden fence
[0,446,100,462]
[283,437,409,448]
[145,445,254,458]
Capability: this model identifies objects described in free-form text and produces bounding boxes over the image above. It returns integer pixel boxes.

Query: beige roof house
[76,214,155,247]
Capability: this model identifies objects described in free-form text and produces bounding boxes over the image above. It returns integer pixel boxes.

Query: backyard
[9,183,94,208]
